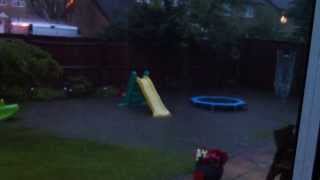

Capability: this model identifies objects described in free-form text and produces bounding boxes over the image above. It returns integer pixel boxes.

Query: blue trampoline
[191,96,247,111]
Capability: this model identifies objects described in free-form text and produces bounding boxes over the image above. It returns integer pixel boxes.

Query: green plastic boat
[0,104,19,121]
[0,99,4,106]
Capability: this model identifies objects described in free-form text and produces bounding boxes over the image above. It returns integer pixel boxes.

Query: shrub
[0,39,62,100]
[0,86,29,101]
[0,39,62,87]
[64,76,93,97]
[95,86,119,97]
[31,88,65,101]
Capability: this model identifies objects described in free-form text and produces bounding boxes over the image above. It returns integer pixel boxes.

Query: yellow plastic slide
[136,76,171,118]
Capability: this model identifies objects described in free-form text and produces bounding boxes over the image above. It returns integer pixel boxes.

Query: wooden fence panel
[0,34,308,93]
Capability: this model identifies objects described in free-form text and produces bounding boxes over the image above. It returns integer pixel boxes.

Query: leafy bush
[0,39,63,100]
[31,88,65,101]
[95,86,119,97]
[0,86,29,101]
[64,76,93,97]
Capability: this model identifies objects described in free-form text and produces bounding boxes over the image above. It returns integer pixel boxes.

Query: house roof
[0,12,9,18]
[267,0,294,10]
[249,0,268,4]
[95,0,134,19]
[246,0,294,10]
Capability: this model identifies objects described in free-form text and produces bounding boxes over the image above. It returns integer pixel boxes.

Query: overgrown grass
[0,124,192,180]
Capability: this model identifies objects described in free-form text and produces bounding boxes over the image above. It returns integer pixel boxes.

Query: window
[0,0,317,179]
[0,0,7,6]
[173,0,179,7]
[136,0,179,6]
[136,0,151,4]
[222,3,232,16]
[11,0,25,7]
[243,5,255,18]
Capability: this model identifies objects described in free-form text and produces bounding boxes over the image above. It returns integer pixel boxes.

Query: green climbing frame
[119,71,145,107]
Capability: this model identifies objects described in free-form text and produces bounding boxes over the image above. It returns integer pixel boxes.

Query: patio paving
[174,146,275,180]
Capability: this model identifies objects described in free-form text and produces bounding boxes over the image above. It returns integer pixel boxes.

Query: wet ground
[15,88,300,179]
[16,89,299,154]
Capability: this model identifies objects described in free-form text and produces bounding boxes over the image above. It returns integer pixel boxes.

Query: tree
[127,0,187,47]
[101,0,251,87]
[0,39,62,100]
[197,0,244,48]
[288,0,314,42]
[247,5,281,40]
[103,0,242,48]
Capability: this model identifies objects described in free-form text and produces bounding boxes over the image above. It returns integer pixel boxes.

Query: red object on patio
[193,171,205,180]
[193,149,228,180]
[205,149,229,165]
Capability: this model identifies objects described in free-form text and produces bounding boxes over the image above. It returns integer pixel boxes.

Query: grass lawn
[0,124,192,180]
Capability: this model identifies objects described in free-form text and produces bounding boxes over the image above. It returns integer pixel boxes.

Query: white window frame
[136,0,151,4]
[222,3,232,17]
[173,0,179,7]
[11,0,25,7]
[243,4,255,18]
[0,0,7,6]
[293,0,320,179]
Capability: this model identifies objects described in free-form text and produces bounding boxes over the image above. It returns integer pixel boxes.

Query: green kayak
[0,104,19,121]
